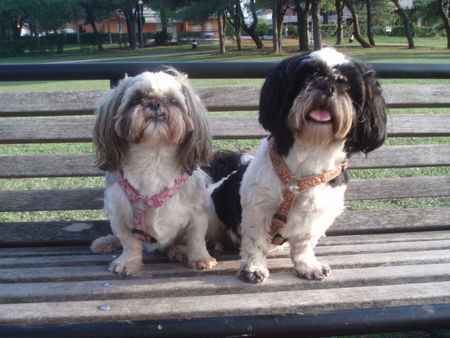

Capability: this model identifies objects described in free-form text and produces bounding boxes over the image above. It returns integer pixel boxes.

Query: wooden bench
[0,62,449,336]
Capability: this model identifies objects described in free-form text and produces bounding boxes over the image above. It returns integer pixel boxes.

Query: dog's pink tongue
[309,109,332,122]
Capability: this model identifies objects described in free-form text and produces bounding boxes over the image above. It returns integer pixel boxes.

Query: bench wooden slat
[1,280,450,325]
[1,144,448,178]
[4,261,450,303]
[0,154,99,178]
[2,230,450,258]
[1,261,449,304]
[0,90,105,117]
[1,114,449,144]
[1,247,449,283]
[330,207,450,235]
[345,176,450,200]
[1,84,449,117]
[1,207,448,246]
[2,239,450,269]
[1,176,447,212]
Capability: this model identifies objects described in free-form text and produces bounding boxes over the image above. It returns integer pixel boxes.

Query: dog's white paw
[168,245,189,264]
[238,265,270,284]
[206,239,224,257]
[110,255,143,275]
[91,235,121,254]
[295,261,331,280]
[189,257,217,270]
[168,245,217,270]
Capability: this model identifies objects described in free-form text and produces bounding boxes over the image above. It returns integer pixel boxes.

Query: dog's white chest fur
[240,138,347,243]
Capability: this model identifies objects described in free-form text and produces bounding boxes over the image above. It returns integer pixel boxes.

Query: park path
[51,50,211,63]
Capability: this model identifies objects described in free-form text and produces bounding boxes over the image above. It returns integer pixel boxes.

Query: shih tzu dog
[90,68,217,275]
[208,48,388,283]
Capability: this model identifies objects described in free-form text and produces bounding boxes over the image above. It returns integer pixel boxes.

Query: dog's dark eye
[169,98,178,106]
[129,98,142,107]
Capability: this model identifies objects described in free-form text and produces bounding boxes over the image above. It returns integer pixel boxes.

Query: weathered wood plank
[0,90,105,117]
[1,263,449,304]
[1,114,449,144]
[1,176,447,212]
[2,239,450,269]
[0,188,104,212]
[0,153,100,178]
[0,220,110,247]
[345,176,450,201]
[1,144,448,178]
[1,248,450,283]
[350,144,450,169]
[320,230,450,246]
[0,207,448,247]
[0,246,91,258]
[1,281,450,325]
[0,85,449,117]
[330,207,450,235]
[2,230,450,258]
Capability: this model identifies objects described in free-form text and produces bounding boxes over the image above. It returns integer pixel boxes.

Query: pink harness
[115,171,189,243]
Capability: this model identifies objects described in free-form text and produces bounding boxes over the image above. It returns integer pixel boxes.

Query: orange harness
[268,137,348,245]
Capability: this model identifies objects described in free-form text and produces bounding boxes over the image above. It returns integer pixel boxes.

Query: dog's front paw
[295,261,331,280]
[238,266,270,284]
[169,245,217,270]
[110,255,143,275]
[189,257,217,270]
[168,245,189,264]
[206,239,224,257]
[91,235,121,254]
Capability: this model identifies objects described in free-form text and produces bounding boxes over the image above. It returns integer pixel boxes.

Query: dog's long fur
[91,68,216,274]
[208,48,388,283]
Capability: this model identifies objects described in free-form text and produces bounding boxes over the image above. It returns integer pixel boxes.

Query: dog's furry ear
[259,53,313,156]
[166,67,212,173]
[93,77,132,171]
[344,64,388,155]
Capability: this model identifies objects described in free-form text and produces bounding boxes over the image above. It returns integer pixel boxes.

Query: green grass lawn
[0,37,449,222]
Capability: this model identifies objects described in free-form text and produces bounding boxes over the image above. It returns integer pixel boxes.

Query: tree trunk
[159,7,169,45]
[125,11,138,50]
[438,0,450,49]
[311,0,321,50]
[218,12,226,54]
[295,0,311,51]
[275,1,289,53]
[391,0,415,49]
[234,25,242,51]
[272,0,280,53]
[238,0,263,49]
[87,17,103,52]
[11,20,21,40]
[366,0,375,46]
[335,0,344,45]
[344,0,372,48]
[226,1,241,51]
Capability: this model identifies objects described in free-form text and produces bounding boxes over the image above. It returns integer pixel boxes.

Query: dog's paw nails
[238,267,269,284]
[110,258,143,275]
[190,257,217,270]
[295,262,331,281]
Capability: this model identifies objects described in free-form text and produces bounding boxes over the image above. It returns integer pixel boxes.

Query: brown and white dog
[208,48,388,283]
[91,68,216,275]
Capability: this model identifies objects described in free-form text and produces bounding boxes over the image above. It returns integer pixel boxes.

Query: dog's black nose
[149,101,161,111]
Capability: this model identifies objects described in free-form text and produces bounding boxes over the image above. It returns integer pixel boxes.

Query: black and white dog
[208,47,388,283]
